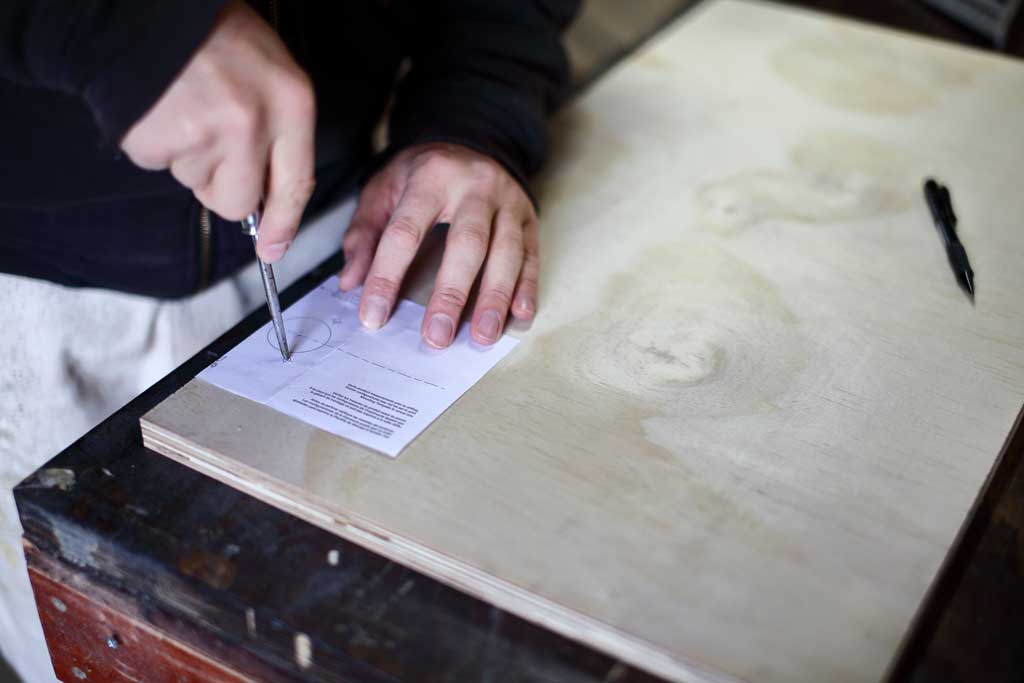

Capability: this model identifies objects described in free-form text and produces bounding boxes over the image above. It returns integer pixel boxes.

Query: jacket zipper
[198,205,211,290]
[196,1,280,293]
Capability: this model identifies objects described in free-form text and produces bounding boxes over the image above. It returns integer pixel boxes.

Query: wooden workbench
[15,255,1024,683]
[15,1,1024,682]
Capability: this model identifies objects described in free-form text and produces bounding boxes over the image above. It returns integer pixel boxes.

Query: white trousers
[0,198,355,682]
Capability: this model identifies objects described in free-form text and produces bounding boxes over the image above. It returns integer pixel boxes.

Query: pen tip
[961,271,975,304]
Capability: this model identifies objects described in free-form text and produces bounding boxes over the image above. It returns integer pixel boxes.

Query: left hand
[339,143,539,348]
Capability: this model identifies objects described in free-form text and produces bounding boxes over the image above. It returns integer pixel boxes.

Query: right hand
[120,0,316,263]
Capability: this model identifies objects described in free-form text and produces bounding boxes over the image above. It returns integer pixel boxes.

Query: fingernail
[516,297,535,317]
[361,295,390,329]
[425,314,455,348]
[262,241,290,263]
[477,310,501,343]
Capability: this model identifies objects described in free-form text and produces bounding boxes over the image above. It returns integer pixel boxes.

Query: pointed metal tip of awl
[962,271,975,305]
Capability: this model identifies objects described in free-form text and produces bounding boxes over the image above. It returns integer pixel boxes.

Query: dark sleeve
[0,0,227,143]
[383,0,580,198]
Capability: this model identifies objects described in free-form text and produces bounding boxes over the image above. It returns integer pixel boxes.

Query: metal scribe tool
[242,211,290,361]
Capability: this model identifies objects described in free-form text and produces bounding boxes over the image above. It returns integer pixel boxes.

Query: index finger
[358,183,444,329]
[256,133,315,263]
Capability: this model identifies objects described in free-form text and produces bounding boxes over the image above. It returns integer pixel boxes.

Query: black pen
[923,178,975,304]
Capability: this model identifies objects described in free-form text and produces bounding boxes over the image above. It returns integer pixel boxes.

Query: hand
[120,0,315,263]
[340,143,539,348]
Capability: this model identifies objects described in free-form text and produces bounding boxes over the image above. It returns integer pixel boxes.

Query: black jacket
[0,0,577,298]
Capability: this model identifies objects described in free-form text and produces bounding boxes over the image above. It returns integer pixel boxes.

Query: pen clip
[937,185,956,228]
[924,178,957,234]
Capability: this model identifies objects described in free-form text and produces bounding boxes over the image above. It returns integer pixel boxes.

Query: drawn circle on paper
[266,316,332,354]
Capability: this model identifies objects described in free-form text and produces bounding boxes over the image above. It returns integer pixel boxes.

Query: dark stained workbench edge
[15,252,663,683]
[16,255,1024,683]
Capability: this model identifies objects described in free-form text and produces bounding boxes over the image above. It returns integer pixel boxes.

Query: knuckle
[231,165,261,194]
[450,224,490,254]
[483,284,514,308]
[423,144,456,163]
[492,230,524,254]
[471,161,501,188]
[224,101,260,138]
[434,285,468,309]
[519,266,540,285]
[277,66,312,94]
[130,149,164,171]
[342,227,363,251]
[288,176,316,207]
[364,273,401,295]
[176,117,212,151]
[523,237,541,262]
[210,198,248,221]
[383,217,423,250]
[421,154,455,179]
[275,69,316,118]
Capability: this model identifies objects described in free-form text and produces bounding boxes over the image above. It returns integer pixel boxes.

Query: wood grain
[143,2,1024,681]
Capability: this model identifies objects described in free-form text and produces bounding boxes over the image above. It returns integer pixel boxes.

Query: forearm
[0,0,227,141]
[385,0,581,192]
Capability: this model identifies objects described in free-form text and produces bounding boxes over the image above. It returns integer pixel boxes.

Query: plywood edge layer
[140,412,741,683]
[880,404,1024,680]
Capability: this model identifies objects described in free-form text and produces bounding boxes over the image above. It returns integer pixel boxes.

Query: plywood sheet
[143,2,1024,681]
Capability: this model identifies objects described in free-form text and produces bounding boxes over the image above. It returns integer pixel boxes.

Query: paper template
[199,278,518,457]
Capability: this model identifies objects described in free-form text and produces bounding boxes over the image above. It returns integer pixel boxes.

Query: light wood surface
[143,2,1024,681]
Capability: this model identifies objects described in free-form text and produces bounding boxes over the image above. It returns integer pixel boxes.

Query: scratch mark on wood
[245,607,256,639]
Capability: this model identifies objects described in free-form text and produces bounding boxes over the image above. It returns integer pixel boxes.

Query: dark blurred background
[0,657,14,683]
[564,0,1015,93]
